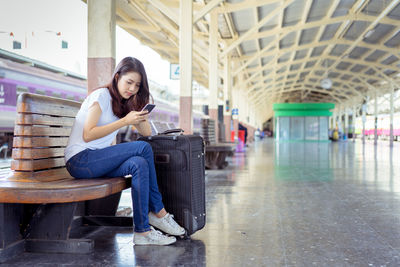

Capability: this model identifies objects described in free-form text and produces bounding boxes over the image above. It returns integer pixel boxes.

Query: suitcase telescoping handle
[159,128,184,135]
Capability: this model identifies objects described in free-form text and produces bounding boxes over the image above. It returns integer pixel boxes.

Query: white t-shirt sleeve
[87,88,111,113]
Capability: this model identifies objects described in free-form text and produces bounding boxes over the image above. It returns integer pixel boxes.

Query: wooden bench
[0,93,132,263]
[201,119,235,169]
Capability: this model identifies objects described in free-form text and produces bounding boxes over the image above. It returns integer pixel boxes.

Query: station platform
[3,138,400,266]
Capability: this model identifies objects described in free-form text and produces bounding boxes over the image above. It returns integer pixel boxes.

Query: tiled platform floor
[4,139,400,266]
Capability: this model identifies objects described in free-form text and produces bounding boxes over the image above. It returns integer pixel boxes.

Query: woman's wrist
[121,116,128,127]
[134,120,146,127]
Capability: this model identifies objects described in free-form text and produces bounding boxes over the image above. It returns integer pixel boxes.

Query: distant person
[255,128,261,141]
[64,57,185,246]
[239,123,248,144]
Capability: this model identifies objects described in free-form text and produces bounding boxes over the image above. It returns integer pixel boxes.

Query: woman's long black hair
[98,57,150,118]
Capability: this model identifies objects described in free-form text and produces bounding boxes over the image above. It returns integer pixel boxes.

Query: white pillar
[239,88,246,123]
[232,73,241,140]
[390,85,394,146]
[353,106,357,142]
[337,107,342,136]
[374,92,378,145]
[87,0,116,93]
[344,108,349,139]
[223,55,232,142]
[208,10,219,142]
[332,111,336,130]
[362,103,366,144]
[179,0,193,134]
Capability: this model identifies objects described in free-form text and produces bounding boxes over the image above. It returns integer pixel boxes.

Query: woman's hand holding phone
[123,104,155,126]
[123,110,148,125]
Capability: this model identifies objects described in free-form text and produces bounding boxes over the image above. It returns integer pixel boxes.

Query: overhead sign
[170,63,180,80]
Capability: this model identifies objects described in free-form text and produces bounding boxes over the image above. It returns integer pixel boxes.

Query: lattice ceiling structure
[115,0,400,122]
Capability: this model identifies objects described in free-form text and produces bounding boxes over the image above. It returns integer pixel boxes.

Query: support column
[0,204,24,263]
[390,85,394,147]
[238,87,245,141]
[374,92,378,145]
[179,0,193,134]
[232,63,241,141]
[353,106,356,142]
[208,10,219,142]
[344,109,349,140]
[362,103,366,144]
[223,55,232,142]
[232,86,239,142]
[336,107,341,137]
[87,0,116,94]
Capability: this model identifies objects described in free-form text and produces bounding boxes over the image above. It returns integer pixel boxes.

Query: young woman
[64,57,185,246]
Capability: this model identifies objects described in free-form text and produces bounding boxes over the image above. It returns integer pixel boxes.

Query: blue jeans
[66,141,164,233]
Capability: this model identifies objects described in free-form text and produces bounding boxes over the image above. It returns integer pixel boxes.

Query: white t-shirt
[64,88,119,162]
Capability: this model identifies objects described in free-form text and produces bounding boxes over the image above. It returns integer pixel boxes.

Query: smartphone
[141,103,156,113]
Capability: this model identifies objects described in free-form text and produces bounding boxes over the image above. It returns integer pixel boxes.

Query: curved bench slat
[16,114,75,127]
[17,93,80,117]
[12,148,65,160]
[0,177,131,203]
[13,137,69,148]
[11,158,66,171]
[14,126,72,137]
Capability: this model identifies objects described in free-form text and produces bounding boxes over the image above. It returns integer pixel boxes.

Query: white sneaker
[149,212,186,236]
[133,227,176,246]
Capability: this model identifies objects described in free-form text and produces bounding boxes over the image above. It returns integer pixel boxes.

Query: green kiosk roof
[273,103,335,117]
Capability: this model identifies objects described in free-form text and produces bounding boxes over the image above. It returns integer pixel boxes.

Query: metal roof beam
[309,0,400,93]
[234,38,400,65]
[371,66,400,89]
[241,54,396,91]
[215,0,281,13]
[194,0,223,23]
[147,0,178,24]
[221,0,295,57]
[246,13,400,44]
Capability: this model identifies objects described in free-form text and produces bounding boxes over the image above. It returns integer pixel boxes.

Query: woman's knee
[136,141,153,155]
[129,156,149,175]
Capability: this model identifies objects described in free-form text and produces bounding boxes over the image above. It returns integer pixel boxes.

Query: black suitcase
[138,131,206,236]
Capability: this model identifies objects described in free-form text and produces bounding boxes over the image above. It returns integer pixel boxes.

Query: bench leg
[205,152,219,169]
[0,204,24,263]
[23,203,93,254]
[85,192,122,215]
[216,152,229,169]
[80,192,133,227]
[206,151,228,170]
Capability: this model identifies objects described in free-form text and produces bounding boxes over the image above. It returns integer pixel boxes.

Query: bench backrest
[201,119,217,145]
[11,93,81,182]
